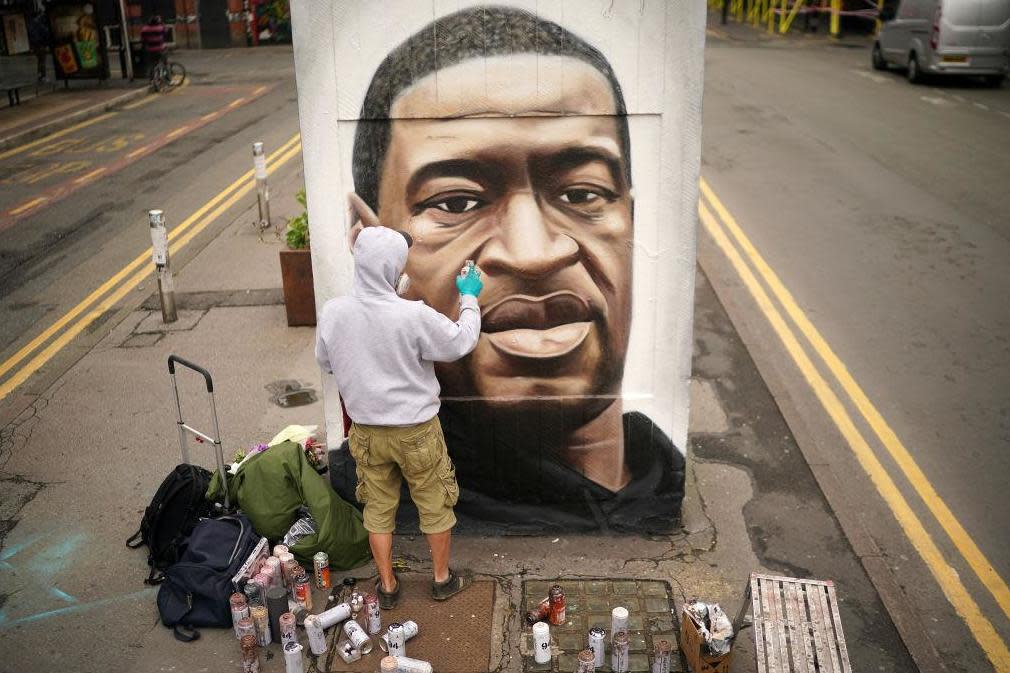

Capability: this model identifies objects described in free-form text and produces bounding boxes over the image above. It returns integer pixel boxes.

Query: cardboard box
[681,607,733,673]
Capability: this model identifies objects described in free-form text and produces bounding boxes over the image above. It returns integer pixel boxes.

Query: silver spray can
[316,602,352,629]
[380,619,419,652]
[393,656,434,673]
[386,622,406,657]
[588,627,606,668]
[533,621,551,665]
[343,618,373,654]
[611,630,630,673]
[365,593,382,635]
[304,615,327,656]
[611,606,629,644]
[283,641,304,673]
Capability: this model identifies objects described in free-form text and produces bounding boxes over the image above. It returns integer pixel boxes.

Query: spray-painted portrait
[291,1,704,533]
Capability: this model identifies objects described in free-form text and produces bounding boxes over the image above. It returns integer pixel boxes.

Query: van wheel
[907,52,923,84]
[872,43,888,71]
[982,74,1004,88]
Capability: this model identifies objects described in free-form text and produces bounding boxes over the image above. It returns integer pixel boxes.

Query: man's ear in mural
[347,191,381,250]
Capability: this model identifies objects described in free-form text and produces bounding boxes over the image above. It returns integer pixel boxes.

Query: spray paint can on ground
[273,544,289,558]
[548,585,566,625]
[380,656,398,673]
[283,641,304,673]
[250,605,271,647]
[576,648,597,673]
[279,553,296,586]
[379,619,419,652]
[365,593,381,635]
[316,601,352,629]
[266,586,288,644]
[292,569,313,611]
[588,627,606,668]
[532,621,551,665]
[304,615,327,656]
[230,593,250,638]
[265,557,282,587]
[240,633,261,673]
[313,551,331,589]
[236,616,256,641]
[652,639,673,673]
[611,630,630,673]
[243,580,263,607]
[344,618,373,654]
[279,612,297,648]
[611,607,629,644]
[393,656,434,673]
[525,597,551,625]
[386,622,406,657]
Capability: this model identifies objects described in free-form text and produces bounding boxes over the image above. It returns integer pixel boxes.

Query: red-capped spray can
[365,593,381,635]
[548,585,566,625]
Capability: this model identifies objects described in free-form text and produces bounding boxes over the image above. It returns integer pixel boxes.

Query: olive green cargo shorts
[347,416,459,535]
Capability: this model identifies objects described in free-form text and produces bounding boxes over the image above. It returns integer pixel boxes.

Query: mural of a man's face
[373,54,633,417]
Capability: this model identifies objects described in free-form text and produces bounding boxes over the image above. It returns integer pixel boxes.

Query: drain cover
[265,380,318,407]
[521,578,681,672]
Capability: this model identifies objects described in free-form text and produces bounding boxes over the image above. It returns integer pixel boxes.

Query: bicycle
[149,55,186,92]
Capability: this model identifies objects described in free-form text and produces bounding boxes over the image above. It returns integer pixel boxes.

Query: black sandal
[432,568,472,601]
[377,574,400,610]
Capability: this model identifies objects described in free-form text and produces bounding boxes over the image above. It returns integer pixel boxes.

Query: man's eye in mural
[558,185,618,205]
[414,193,488,219]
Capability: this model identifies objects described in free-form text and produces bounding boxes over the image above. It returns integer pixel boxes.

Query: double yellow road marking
[699,178,1010,672]
[0,133,302,403]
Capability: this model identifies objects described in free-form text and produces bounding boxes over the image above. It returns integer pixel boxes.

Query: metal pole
[830,0,842,37]
[117,0,133,80]
[252,141,271,231]
[148,209,178,323]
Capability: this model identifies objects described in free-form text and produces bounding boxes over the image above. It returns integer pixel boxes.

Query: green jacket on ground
[208,441,371,569]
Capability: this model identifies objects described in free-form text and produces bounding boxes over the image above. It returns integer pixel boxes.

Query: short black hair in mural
[351,5,633,213]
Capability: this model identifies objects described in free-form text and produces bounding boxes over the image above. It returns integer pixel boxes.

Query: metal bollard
[253,141,271,230]
[148,209,177,323]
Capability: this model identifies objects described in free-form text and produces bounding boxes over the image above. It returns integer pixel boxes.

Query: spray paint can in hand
[230,593,250,638]
[279,612,297,648]
[344,618,373,654]
[304,615,327,656]
[576,648,597,673]
[386,622,406,657]
[394,656,434,673]
[532,621,551,665]
[379,619,419,652]
[611,607,629,644]
[588,627,606,668]
[283,641,304,673]
[365,593,382,634]
[611,630,630,673]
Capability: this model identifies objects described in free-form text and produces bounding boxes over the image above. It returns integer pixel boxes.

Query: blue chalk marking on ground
[0,588,157,630]
[49,587,77,603]
[29,532,87,578]
[0,533,44,560]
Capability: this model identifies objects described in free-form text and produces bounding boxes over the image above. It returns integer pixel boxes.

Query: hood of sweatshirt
[352,226,409,298]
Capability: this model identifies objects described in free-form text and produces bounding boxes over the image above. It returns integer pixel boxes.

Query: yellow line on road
[167,125,191,139]
[74,167,107,184]
[253,86,267,95]
[228,97,247,108]
[126,144,154,159]
[122,95,157,110]
[201,112,220,121]
[9,197,48,215]
[701,177,1010,625]
[0,112,116,162]
[0,133,302,400]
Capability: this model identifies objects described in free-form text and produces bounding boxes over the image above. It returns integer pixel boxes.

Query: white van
[873,0,1010,85]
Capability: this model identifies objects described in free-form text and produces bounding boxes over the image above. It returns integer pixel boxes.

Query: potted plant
[279,189,316,326]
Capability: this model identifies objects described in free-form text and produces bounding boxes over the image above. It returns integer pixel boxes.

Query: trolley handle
[168,355,214,392]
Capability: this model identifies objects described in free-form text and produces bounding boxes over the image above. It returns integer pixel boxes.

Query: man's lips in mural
[482,291,595,359]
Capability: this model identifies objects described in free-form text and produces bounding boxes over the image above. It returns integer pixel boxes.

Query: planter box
[279,248,316,326]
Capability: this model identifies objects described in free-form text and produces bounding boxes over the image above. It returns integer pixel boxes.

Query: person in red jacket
[139,15,168,71]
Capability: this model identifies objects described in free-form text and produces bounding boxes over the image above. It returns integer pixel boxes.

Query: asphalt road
[0,47,301,425]
[700,19,1010,673]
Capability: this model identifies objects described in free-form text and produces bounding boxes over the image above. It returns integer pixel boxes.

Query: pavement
[0,31,925,673]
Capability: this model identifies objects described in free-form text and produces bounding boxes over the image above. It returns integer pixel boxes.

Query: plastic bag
[282,513,318,548]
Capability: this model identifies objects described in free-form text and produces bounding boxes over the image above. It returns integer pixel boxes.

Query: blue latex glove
[455,265,484,297]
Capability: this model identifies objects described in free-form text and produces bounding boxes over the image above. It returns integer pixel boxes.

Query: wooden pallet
[740,573,853,673]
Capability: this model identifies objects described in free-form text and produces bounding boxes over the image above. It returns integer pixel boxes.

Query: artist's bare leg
[369,532,396,592]
[427,529,451,583]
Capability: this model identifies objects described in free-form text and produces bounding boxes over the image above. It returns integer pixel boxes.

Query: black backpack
[127,464,215,584]
[157,514,260,641]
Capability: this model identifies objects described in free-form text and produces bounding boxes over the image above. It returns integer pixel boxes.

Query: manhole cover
[521,578,681,672]
[265,380,318,407]
[329,577,495,672]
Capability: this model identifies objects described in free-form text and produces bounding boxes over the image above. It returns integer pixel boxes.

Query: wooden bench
[736,573,853,673]
[0,54,39,106]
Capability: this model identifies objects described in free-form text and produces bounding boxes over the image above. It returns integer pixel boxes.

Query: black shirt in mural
[329,410,685,534]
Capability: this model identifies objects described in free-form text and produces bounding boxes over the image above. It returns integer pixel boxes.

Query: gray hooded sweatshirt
[315,226,481,426]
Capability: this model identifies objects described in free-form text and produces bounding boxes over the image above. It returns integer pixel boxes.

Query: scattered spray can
[283,641,304,673]
[548,585,566,625]
[317,601,352,629]
[394,656,434,673]
[250,605,271,647]
[532,621,551,665]
[304,615,327,656]
[313,552,331,589]
[652,639,673,673]
[344,618,373,654]
[386,622,406,657]
[576,648,597,673]
[365,593,381,635]
[279,612,297,648]
[525,597,551,625]
[611,631,630,673]
[611,607,629,644]
[588,627,606,668]
[380,656,398,673]
[379,619,419,652]
[230,593,250,638]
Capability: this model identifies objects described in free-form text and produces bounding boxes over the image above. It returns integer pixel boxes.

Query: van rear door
[938,0,1010,61]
